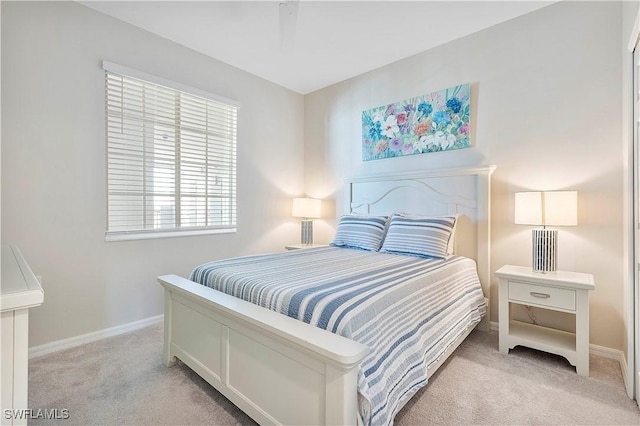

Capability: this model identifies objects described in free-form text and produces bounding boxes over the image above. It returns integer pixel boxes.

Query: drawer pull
[530,292,551,299]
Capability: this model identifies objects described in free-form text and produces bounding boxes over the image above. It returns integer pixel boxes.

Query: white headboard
[345,165,496,331]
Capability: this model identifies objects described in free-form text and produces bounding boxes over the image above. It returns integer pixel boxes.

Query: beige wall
[1,1,305,347]
[304,1,625,350]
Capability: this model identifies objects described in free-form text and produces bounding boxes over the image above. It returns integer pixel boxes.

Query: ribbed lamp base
[301,220,313,245]
[532,228,557,273]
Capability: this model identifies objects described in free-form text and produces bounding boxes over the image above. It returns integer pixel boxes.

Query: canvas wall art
[362,84,471,161]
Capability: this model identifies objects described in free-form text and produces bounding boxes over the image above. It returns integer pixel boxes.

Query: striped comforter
[190,246,486,426]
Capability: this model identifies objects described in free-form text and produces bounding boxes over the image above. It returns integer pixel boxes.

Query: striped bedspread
[190,246,486,426]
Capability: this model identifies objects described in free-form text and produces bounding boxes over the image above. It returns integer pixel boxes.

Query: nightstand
[284,243,328,250]
[495,265,595,376]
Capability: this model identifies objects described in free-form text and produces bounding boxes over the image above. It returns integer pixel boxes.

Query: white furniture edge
[493,265,595,291]
[2,246,44,426]
[284,243,328,250]
[1,246,44,312]
[158,165,495,425]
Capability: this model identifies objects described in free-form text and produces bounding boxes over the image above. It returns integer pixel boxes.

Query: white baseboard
[490,321,627,387]
[589,342,624,360]
[29,314,164,359]
[590,343,628,390]
[590,344,629,396]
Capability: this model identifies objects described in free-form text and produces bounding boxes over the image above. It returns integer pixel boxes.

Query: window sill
[105,227,236,242]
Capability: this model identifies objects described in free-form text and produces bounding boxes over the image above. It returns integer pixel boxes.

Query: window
[104,62,239,241]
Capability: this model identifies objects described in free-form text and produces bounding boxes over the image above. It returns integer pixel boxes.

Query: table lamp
[292,197,321,245]
[515,191,577,273]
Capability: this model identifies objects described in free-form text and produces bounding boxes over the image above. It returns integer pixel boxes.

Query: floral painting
[362,84,471,161]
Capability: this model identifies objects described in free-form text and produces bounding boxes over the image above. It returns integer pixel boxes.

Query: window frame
[103,61,240,242]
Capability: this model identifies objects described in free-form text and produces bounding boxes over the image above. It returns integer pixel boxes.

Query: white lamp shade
[515,192,543,225]
[292,197,321,219]
[514,190,577,227]
[544,191,577,226]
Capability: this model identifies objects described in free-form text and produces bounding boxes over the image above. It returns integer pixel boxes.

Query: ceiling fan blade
[279,0,299,52]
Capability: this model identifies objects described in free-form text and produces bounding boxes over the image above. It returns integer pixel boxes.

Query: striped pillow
[331,215,388,251]
[380,214,457,259]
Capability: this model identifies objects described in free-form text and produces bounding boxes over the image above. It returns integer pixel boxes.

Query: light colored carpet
[29,324,639,425]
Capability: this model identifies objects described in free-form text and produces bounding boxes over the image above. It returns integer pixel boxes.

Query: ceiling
[81,1,554,94]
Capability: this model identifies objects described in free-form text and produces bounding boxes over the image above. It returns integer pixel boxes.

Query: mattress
[190,246,486,426]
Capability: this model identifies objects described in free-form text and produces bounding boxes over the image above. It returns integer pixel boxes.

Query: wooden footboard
[158,274,369,426]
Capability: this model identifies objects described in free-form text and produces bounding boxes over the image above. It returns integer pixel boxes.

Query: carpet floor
[28,323,640,425]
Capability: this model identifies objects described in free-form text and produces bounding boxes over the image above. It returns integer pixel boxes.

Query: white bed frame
[158,165,495,425]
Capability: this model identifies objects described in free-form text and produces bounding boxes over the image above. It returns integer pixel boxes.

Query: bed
[158,165,495,426]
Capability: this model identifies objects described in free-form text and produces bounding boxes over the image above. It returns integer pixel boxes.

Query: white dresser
[1,246,43,426]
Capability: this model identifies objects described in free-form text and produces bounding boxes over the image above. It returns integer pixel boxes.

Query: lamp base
[532,228,557,273]
[301,220,313,245]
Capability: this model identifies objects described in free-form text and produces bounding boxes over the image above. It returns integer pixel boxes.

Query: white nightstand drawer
[508,281,576,311]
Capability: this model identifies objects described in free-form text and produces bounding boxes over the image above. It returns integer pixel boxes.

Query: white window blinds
[104,62,238,240]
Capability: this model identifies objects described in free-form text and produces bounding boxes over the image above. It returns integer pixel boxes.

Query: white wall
[1,1,305,347]
[304,1,625,350]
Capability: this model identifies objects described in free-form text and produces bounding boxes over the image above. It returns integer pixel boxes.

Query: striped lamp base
[301,220,314,245]
[532,229,557,273]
